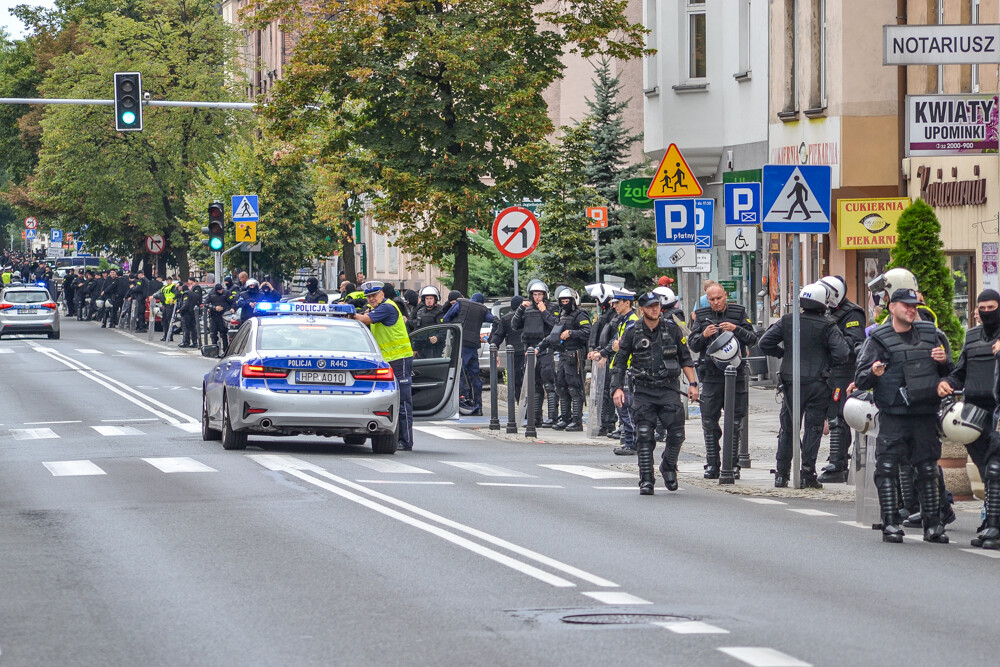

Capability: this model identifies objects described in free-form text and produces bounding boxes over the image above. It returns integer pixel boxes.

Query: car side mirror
[201,344,220,358]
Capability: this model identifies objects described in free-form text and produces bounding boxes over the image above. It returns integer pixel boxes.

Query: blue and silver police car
[201,302,404,453]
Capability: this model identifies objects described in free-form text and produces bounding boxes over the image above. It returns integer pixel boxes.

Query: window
[644,0,658,93]
[737,0,751,76]
[808,0,826,111]
[687,0,707,80]
[780,0,797,115]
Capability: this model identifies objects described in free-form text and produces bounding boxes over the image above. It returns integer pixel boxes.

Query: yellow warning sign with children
[646,143,703,199]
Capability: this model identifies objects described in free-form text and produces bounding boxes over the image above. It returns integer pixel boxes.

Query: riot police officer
[489,295,526,402]
[206,283,236,356]
[688,283,758,478]
[302,277,328,304]
[177,280,200,348]
[941,289,1000,547]
[611,292,698,495]
[759,283,850,489]
[410,285,446,358]
[443,291,494,414]
[587,284,619,436]
[816,275,867,483]
[512,280,560,426]
[543,286,591,431]
[856,287,954,544]
[591,290,639,454]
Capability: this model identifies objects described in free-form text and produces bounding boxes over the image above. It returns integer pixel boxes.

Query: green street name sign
[618,178,654,209]
[719,279,739,294]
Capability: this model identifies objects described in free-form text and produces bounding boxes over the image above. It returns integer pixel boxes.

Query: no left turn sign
[492,207,540,260]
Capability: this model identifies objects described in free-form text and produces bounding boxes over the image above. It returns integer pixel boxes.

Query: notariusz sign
[884,24,1000,65]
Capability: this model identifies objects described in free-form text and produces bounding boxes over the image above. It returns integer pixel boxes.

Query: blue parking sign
[654,199,697,244]
[694,199,714,249]
[723,183,761,225]
[51,229,63,243]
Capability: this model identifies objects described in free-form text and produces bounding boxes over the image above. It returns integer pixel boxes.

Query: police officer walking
[816,275,867,483]
[688,283,758,478]
[443,291,494,415]
[759,283,850,489]
[611,292,698,495]
[544,287,591,431]
[856,287,955,544]
[206,283,235,356]
[488,295,526,403]
[590,290,638,455]
[512,280,560,426]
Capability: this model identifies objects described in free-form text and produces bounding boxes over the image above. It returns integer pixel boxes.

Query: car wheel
[343,434,367,446]
[48,330,60,340]
[201,389,221,441]
[371,424,399,455]
[221,394,248,450]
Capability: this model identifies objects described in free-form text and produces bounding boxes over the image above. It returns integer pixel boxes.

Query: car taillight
[41,302,57,309]
[352,367,394,381]
[241,364,290,379]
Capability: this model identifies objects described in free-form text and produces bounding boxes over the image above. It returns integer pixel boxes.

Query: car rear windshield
[258,323,375,353]
[4,290,50,304]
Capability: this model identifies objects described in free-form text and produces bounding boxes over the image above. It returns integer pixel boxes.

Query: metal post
[738,372,752,468]
[214,251,223,285]
[505,345,518,434]
[513,259,519,297]
[524,347,537,438]
[489,344,500,430]
[248,251,253,277]
[720,365,737,485]
[791,233,802,489]
[594,228,600,284]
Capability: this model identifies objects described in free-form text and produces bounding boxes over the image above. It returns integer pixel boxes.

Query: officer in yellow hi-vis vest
[354,281,415,451]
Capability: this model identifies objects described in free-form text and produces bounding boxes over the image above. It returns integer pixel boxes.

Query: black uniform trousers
[555,348,585,400]
[209,313,229,353]
[700,380,748,456]
[633,393,685,447]
[181,310,198,344]
[876,412,942,469]
[776,379,830,472]
[966,399,996,476]
[510,349,526,402]
[826,373,853,462]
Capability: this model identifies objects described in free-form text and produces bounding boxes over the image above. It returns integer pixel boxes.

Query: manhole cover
[560,613,692,625]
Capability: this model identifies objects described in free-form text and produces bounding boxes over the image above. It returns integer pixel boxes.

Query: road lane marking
[442,462,532,477]
[593,486,638,490]
[43,460,105,476]
[24,420,81,425]
[174,423,202,433]
[414,426,482,440]
[478,483,564,488]
[787,509,837,517]
[540,465,634,479]
[717,647,811,666]
[92,425,145,437]
[101,418,157,422]
[744,498,787,505]
[581,591,652,605]
[75,349,103,354]
[838,521,869,529]
[142,457,217,473]
[355,480,453,485]
[655,621,730,634]
[0,349,13,353]
[249,454,618,588]
[346,458,433,474]
[961,548,1000,558]
[11,428,58,440]
[159,351,187,356]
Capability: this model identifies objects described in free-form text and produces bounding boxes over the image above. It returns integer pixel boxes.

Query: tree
[888,198,964,357]
[441,231,515,297]
[21,0,247,277]
[245,0,648,294]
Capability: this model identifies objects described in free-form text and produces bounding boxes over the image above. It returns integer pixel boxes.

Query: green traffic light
[121,111,136,124]
[209,237,223,251]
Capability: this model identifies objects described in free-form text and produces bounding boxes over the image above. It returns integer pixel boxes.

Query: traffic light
[113,72,143,132]
[206,202,225,251]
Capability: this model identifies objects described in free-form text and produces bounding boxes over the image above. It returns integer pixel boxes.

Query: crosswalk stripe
[744,498,787,505]
[355,480,453,485]
[478,483,563,488]
[414,426,482,440]
[91,425,145,437]
[346,458,433,474]
[441,462,532,477]
[961,548,1000,558]
[142,457,217,473]
[787,509,837,517]
[43,460,105,476]
[655,621,729,634]
[539,464,634,479]
[172,423,202,433]
[75,349,103,354]
[717,647,811,667]
[246,454,324,471]
[11,428,59,440]
[159,351,188,356]
[0,348,14,354]
[581,591,652,605]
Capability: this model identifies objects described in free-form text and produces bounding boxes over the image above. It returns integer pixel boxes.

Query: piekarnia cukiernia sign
[906,94,1000,156]
[884,24,1000,65]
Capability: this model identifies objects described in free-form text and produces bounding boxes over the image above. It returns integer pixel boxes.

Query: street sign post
[50,229,62,243]
[25,229,37,240]
[655,245,698,268]
[493,206,541,295]
[236,221,257,243]
[618,178,654,209]
[682,252,712,274]
[144,234,165,255]
[586,207,608,284]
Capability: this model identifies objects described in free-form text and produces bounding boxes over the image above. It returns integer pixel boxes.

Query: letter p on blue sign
[724,182,761,226]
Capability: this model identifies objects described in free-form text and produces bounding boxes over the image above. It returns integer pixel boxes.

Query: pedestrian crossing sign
[232,194,259,222]
[236,221,257,243]
[646,143,703,199]
[761,165,831,234]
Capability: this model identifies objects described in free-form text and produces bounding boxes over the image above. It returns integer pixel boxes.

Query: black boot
[532,391,545,427]
[916,463,948,544]
[659,438,682,491]
[553,394,571,430]
[774,469,790,488]
[638,443,655,495]
[703,432,720,479]
[565,395,584,431]
[541,389,559,428]
[977,463,1000,548]
[730,419,742,480]
[876,468,904,543]
[818,420,848,483]
[800,469,823,489]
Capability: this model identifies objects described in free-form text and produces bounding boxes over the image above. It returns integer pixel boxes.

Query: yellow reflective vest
[370,299,413,362]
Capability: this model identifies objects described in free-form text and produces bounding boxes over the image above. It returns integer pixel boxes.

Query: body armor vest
[831,301,865,378]
[413,304,443,329]
[519,303,551,343]
[779,311,834,382]
[871,320,941,413]
[454,298,489,348]
[630,321,682,387]
[962,325,997,405]
[695,303,750,380]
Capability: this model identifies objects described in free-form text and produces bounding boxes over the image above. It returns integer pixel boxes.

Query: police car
[0,282,61,339]
[201,302,462,453]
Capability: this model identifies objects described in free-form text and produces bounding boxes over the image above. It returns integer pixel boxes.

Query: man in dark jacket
[206,283,235,355]
[443,291,495,414]
[489,295,526,402]
[302,277,328,304]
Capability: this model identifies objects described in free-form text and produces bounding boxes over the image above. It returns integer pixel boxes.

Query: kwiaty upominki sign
[906,94,999,156]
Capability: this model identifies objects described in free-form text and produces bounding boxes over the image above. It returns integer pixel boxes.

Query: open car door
[410,323,462,420]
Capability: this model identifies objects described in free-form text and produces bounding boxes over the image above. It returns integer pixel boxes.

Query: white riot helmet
[585,283,616,304]
[245,278,259,288]
[554,285,580,309]
[526,279,549,298]
[706,330,742,370]
[883,268,918,296]
[419,285,440,302]
[799,282,830,312]
[938,397,991,445]
[818,276,847,308]
[653,286,678,307]
[844,392,880,436]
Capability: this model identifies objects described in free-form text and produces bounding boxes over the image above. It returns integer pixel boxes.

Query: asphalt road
[0,318,995,666]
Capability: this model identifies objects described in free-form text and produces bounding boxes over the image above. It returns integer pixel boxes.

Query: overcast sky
[1,0,56,40]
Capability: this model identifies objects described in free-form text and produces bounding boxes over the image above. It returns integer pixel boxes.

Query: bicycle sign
[725,225,757,252]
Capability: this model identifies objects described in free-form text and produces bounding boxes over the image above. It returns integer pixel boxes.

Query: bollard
[489,344,500,430]
[524,347,537,438]
[719,364,737,485]
[738,373,752,468]
[505,345,518,434]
